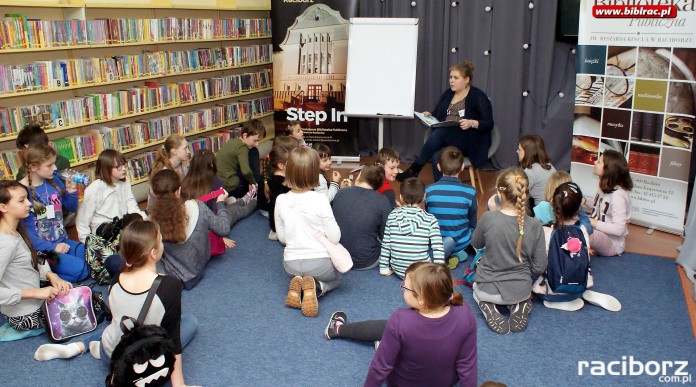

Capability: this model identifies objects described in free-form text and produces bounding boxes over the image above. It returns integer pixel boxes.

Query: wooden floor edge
[677,266,696,340]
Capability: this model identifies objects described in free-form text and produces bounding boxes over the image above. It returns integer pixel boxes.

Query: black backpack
[106,277,177,387]
[96,214,144,245]
[545,225,591,295]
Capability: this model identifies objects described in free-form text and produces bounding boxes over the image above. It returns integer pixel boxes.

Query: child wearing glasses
[76,150,146,243]
[324,262,477,387]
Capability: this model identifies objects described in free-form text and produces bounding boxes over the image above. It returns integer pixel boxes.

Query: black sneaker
[324,311,347,339]
[396,168,418,182]
[509,300,532,333]
[477,301,510,335]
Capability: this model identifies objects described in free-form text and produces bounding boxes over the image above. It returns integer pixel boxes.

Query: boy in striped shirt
[379,178,452,278]
[425,146,478,270]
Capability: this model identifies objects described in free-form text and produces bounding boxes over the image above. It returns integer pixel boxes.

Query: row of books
[0,68,272,135]
[0,44,273,94]
[52,133,100,164]
[96,96,270,152]
[1,16,272,50]
[0,149,19,180]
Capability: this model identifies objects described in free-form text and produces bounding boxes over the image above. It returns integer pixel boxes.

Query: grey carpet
[1,213,695,386]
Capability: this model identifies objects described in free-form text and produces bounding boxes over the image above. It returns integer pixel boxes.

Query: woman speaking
[397,61,494,182]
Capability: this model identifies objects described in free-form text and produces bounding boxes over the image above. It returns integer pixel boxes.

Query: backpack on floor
[96,213,144,245]
[545,225,590,295]
[106,276,177,387]
[85,234,117,285]
[463,248,484,287]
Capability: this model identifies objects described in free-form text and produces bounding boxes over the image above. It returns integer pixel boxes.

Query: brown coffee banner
[573,1,696,233]
[271,0,360,159]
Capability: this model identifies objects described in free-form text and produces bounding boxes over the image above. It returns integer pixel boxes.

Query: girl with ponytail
[471,167,547,334]
[146,134,191,212]
[0,180,72,331]
[324,262,477,387]
[19,145,90,282]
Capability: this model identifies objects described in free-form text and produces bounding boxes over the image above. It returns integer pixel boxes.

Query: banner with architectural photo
[271,0,359,159]
[572,0,696,233]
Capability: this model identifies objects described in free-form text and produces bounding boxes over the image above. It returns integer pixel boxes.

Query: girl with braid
[19,145,90,282]
[146,134,191,212]
[0,180,72,331]
[471,167,547,334]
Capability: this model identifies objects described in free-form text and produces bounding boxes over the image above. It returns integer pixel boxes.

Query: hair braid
[46,177,65,197]
[513,174,528,262]
[27,173,45,214]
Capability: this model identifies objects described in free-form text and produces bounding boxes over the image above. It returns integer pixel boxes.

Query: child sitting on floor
[313,143,341,202]
[275,147,342,318]
[324,262,477,387]
[149,169,231,290]
[265,146,292,241]
[425,146,477,269]
[532,171,593,233]
[379,178,448,278]
[19,145,90,282]
[331,165,393,270]
[375,148,400,208]
[588,150,633,257]
[472,167,547,335]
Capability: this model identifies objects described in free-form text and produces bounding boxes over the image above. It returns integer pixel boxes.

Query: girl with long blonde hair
[471,167,547,335]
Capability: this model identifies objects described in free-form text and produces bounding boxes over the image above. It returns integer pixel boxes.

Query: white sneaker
[258,210,269,218]
[268,230,278,240]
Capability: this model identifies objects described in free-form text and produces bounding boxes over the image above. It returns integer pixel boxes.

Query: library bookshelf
[0,0,273,198]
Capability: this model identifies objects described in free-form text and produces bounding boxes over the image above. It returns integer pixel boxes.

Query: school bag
[106,276,177,387]
[85,234,118,285]
[545,225,590,295]
[463,248,484,287]
[42,286,98,343]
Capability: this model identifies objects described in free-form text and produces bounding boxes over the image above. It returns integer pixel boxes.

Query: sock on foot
[34,342,83,361]
[89,341,101,360]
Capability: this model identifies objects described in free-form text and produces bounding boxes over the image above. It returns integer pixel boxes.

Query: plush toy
[107,325,177,387]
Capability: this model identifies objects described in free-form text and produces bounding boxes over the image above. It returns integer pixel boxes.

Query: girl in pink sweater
[589,150,633,256]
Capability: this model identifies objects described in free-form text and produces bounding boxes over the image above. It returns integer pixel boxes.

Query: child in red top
[376,148,399,208]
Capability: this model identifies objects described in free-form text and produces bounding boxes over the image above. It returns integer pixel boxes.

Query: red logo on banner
[592,5,677,18]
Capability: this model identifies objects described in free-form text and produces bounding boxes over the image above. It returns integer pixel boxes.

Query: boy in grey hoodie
[379,178,452,279]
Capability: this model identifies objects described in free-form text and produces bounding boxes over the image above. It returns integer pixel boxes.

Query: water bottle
[57,170,91,186]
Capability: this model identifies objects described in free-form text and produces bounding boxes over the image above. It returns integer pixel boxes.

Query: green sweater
[216,138,255,191]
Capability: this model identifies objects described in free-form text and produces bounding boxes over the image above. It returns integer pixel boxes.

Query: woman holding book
[397,61,494,182]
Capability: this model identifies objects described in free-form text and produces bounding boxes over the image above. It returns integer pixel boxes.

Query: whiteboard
[344,18,419,119]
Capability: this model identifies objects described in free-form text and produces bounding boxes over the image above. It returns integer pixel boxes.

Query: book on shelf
[414,112,459,128]
[0,149,20,180]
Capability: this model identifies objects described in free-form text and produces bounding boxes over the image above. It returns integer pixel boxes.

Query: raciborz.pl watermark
[578,356,692,383]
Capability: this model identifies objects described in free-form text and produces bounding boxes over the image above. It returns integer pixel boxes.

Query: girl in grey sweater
[149,170,231,290]
[0,180,72,331]
[471,168,547,335]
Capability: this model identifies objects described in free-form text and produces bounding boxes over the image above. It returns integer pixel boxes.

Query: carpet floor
[1,213,695,387]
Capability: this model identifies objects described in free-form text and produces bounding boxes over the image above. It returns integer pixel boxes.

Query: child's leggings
[337,320,388,342]
[51,239,90,282]
[589,230,619,256]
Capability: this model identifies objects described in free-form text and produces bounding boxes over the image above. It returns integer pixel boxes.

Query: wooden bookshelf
[0,1,273,181]
[0,36,271,54]
[0,86,272,144]
[0,60,272,100]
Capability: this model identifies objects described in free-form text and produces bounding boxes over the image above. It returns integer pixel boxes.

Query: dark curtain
[356,0,576,171]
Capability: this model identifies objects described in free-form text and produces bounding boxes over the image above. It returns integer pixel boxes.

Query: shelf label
[54,118,65,128]
[54,79,63,88]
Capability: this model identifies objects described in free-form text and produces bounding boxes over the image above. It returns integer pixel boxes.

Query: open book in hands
[414,112,460,128]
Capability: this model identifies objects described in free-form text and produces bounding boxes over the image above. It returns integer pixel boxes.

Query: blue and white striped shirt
[425,176,478,252]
